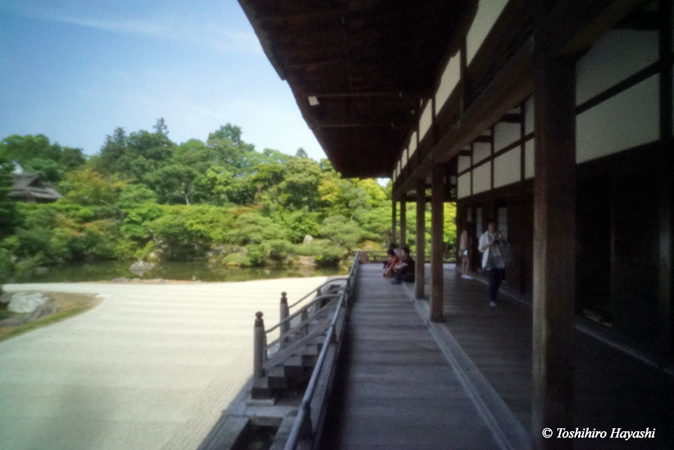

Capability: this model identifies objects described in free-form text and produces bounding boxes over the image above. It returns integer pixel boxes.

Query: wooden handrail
[264,292,343,336]
[283,252,360,450]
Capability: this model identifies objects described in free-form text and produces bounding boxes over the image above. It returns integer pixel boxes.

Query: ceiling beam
[499,113,523,123]
[311,121,414,129]
[257,6,347,23]
[306,90,423,99]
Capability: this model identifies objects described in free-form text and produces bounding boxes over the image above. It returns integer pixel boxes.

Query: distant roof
[9,173,63,201]
[239,0,469,178]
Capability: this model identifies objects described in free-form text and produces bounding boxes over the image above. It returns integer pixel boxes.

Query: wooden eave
[392,0,650,199]
[238,0,470,178]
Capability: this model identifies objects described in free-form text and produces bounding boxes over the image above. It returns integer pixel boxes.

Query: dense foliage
[0,120,456,280]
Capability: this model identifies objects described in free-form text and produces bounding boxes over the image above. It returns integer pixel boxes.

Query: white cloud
[2,1,263,55]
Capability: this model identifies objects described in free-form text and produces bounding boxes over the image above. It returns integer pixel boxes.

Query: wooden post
[253,311,265,381]
[415,179,426,299]
[280,292,289,336]
[400,199,407,246]
[392,199,397,245]
[431,165,445,322]
[301,309,309,337]
[658,0,673,366]
[531,42,576,449]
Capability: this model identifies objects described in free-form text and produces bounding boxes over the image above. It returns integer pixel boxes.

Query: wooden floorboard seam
[401,281,534,450]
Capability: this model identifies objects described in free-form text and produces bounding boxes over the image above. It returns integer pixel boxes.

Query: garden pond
[10,260,344,283]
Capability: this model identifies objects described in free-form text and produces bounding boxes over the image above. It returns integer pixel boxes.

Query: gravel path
[0,277,328,450]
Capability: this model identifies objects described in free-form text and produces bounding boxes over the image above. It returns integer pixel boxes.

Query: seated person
[383,248,399,277]
[392,247,415,285]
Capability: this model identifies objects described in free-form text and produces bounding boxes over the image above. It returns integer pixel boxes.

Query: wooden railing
[282,253,360,450]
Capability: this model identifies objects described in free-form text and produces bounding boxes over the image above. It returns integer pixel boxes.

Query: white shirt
[478,231,505,270]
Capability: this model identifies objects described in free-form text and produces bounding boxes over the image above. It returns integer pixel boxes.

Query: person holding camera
[478,218,507,307]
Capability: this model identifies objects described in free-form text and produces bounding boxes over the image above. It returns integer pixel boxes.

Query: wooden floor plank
[325,266,499,450]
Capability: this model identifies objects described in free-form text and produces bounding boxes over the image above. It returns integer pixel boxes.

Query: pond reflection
[12,261,343,283]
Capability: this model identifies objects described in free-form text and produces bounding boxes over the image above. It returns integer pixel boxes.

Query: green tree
[0,134,85,182]
[276,158,323,210]
[0,149,20,239]
[60,167,126,207]
[319,215,366,253]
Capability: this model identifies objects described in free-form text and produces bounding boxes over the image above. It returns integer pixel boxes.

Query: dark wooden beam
[499,113,523,123]
[538,0,651,57]
[311,122,413,129]
[309,91,422,99]
[431,165,445,322]
[474,135,492,143]
[400,199,407,247]
[394,36,534,198]
[392,199,397,246]
[614,9,659,30]
[531,28,576,450]
[658,0,673,365]
[415,180,426,299]
[257,6,347,23]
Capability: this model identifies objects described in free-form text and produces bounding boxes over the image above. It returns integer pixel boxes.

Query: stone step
[251,377,273,399]
[283,354,306,379]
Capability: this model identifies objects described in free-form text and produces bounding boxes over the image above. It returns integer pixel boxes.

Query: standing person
[478,218,506,307]
[459,226,472,279]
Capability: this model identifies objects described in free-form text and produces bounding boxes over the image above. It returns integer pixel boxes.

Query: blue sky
[0,0,325,160]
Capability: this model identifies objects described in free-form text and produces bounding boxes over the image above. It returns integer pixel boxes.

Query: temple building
[240,0,673,448]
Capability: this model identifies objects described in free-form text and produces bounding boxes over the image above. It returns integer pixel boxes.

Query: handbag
[497,233,513,268]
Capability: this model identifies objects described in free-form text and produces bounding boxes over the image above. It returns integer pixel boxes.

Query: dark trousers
[394,270,415,283]
[487,268,505,302]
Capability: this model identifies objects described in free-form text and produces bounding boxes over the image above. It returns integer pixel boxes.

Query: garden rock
[129,261,154,277]
[303,235,314,244]
[298,256,316,268]
[28,303,57,322]
[8,292,51,314]
[110,277,131,283]
[0,316,26,329]
[0,292,13,304]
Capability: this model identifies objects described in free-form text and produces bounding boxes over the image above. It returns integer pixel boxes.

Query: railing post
[301,309,309,337]
[253,311,265,381]
[299,404,313,439]
[280,292,289,336]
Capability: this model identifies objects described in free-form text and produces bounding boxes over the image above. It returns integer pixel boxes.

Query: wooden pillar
[415,179,426,299]
[531,35,576,449]
[391,199,397,245]
[658,0,673,366]
[431,165,444,322]
[400,199,407,246]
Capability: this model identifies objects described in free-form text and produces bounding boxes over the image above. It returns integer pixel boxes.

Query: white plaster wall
[494,122,521,151]
[576,29,658,106]
[525,138,535,179]
[466,0,510,65]
[494,147,521,188]
[473,141,491,164]
[458,172,471,199]
[525,96,535,135]
[435,52,461,111]
[419,101,433,141]
[458,155,472,173]
[402,149,408,168]
[409,131,418,155]
[472,161,492,194]
[576,74,659,164]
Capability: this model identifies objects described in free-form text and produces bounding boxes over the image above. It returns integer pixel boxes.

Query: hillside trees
[0,120,456,277]
[0,134,86,182]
